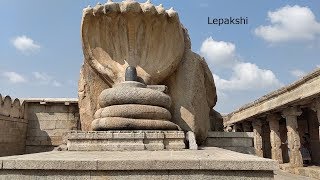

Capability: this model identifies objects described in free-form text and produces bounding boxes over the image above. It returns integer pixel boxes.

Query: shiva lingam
[67,66,184,151]
[92,66,180,131]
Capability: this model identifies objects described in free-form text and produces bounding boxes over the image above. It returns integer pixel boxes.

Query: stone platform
[280,163,320,179]
[205,131,255,154]
[67,130,186,151]
[0,147,278,179]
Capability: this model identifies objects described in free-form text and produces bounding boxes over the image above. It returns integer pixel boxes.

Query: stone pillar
[267,114,283,164]
[242,121,252,132]
[282,107,303,167]
[232,124,237,132]
[252,120,263,157]
[311,99,320,125]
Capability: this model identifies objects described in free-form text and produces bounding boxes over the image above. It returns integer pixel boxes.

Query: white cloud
[200,37,237,68]
[317,65,320,68]
[53,80,62,87]
[255,5,320,43]
[32,72,51,81]
[12,35,40,54]
[200,37,282,93]
[2,72,27,83]
[214,63,282,91]
[32,72,62,87]
[290,69,306,78]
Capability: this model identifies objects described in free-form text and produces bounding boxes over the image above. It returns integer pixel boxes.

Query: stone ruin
[0,94,24,119]
[0,1,279,179]
[77,0,217,146]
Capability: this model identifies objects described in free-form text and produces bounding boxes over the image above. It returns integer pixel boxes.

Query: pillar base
[67,130,186,151]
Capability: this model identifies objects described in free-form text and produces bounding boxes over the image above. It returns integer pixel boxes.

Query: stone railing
[0,94,27,157]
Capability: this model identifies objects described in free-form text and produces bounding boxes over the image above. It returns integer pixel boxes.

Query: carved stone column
[282,107,303,167]
[267,114,283,164]
[311,99,320,125]
[242,121,252,132]
[252,120,263,157]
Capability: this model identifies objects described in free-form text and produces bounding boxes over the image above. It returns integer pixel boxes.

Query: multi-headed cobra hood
[81,0,186,85]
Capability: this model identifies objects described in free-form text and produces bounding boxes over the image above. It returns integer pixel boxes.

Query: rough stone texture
[0,147,278,179]
[0,170,275,180]
[280,164,320,179]
[225,68,320,126]
[78,63,109,131]
[242,121,252,132]
[98,86,172,109]
[186,131,198,150]
[164,50,216,144]
[210,109,224,131]
[2,96,12,117]
[93,80,178,131]
[0,115,28,157]
[94,104,171,120]
[147,85,168,93]
[78,1,217,143]
[282,107,303,167]
[24,100,79,154]
[67,131,185,151]
[10,98,22,118]
[0,94,27,157]
[312,98,320,125]
[81,1,186,85]
[207,131,254,138]
[305,108,320,165]
[204,132,255,154]
[274,169,317,180]
[92,117,179,131]
[252,120,264,157]
[267,114,283,164]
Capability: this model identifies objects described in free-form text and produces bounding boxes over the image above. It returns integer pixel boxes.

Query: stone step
[67,130,186,151]
[0,147,278,179]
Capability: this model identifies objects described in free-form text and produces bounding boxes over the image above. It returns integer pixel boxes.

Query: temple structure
[224,68,320,178]
[0,1,279,179]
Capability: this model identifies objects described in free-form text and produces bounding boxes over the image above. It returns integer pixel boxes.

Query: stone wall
[24,99,79,153]
[205,131,255,154]
[0,94,27,157]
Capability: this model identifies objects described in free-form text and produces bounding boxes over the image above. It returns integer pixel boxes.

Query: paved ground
[274,170,317,180]
[0,147,276,171]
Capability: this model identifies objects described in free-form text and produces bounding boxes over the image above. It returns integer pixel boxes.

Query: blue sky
[1,0,320,113]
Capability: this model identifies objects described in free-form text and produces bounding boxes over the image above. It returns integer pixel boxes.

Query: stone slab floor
[0,147,278,179]
[275,170,317,180]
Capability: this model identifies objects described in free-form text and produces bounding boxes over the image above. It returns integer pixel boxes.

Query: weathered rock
[10,98,21,118]
[81,1,185,85]
[2,96,12,117]
[92,117,179,131]
[186,131,198,150]
[78,63,110,131]
[99,86,171,109]
[94,104,171,120]
[210,109,224,131]
[78,1,217,143]
[164,50,217,144]
[146,85,168,93]
[114,81,147,88]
